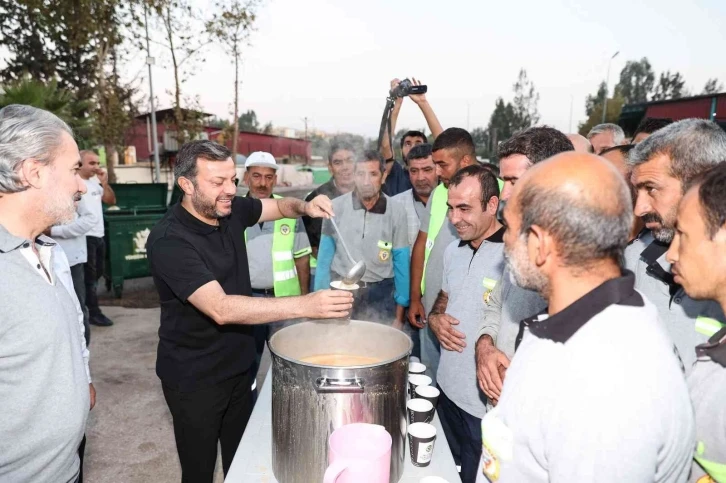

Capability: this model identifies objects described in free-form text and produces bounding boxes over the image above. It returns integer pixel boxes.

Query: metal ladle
[329,217,367,285]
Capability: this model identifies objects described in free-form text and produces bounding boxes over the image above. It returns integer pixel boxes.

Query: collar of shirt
[457,225,505,251]
[351,191,387,214]
[0,224,56,252]
[173,202,228,235]
[411,189,425,206]
[522,271,643,345]
[640,238,681,300]
[697,325,726,367]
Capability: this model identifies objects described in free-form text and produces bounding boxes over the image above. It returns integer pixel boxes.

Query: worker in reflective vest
[665,164,726,483]
[243,152,312,375]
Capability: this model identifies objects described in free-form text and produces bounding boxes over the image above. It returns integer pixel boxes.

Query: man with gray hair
[587,122,625,154]
[629,118,726,374]
[477,152,694,482]
[0,105,91,482]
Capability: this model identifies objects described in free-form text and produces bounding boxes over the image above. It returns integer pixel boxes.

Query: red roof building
[619,93,726,134]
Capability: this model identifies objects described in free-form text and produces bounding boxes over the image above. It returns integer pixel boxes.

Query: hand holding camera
[389,77,428,100]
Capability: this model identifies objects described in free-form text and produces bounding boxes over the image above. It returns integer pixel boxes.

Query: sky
[119,0,726,137]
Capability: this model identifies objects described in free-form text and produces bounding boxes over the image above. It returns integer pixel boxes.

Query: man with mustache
[315,150,410,324]
[477,152,694,483]
[666,164,726,483]
[393,143,438,247]
[475,127,574,405]
[427,165,504,483]
[0,105,92,483]
[146,140,353,482]
[242,151,312,376]
[629,118,726,374]
[408,128,477,383]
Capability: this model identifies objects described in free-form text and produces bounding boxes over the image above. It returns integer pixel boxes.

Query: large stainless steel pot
[269,320,412,483]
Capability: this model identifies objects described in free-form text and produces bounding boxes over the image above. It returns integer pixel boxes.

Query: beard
[45,186,82,226]
[191,189,233,219]
[413,181,434,198]
[642,211,676,243]
[504,233,549,297]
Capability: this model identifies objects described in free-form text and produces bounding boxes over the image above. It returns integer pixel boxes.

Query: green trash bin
[103,183,169,298]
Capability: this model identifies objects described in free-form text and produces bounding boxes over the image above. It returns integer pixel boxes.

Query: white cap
[245,151,278,170]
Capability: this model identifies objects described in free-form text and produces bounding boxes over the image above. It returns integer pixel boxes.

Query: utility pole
[303,116,309,164]
[602,51,620,124]
[144,6,162,183]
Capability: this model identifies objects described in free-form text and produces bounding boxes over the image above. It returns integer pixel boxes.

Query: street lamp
[602,51,620,124]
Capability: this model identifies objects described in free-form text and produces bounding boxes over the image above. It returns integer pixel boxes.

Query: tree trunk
[231,46,239,161]
[164,6,185,144]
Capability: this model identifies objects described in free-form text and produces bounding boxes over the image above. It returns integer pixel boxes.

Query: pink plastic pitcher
[323,423,392,483]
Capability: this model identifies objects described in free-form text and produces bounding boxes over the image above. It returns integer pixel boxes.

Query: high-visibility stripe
[696,317,724,337]
[696,441,726,482]
[273,251,294,262]
[294,247,312,258]
[273,269,297,282]
[422,184,448,294]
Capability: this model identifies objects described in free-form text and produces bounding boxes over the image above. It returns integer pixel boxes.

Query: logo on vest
[280,224,291,235]
[377,240,392,262]
[483,278,498,305]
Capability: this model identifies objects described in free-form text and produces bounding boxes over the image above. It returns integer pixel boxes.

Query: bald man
[476,152,694,483]
[566,133,593,153]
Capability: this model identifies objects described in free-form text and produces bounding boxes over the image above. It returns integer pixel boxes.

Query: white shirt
[49,195,98,266]
[83,177,105,238]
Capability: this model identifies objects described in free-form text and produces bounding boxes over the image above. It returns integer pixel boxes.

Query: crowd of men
[2,76,726,483]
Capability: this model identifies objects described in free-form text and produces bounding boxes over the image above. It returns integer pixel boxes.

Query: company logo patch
[379,249,390,262]
[280,224,291,235]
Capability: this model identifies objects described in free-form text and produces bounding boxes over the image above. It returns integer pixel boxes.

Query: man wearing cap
[666,163,726,483]
[478,152,694,483]
[242,151,312,366]
[428,165,505,483]
[315,150,410,325]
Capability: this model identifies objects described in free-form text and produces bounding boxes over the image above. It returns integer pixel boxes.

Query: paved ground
[84,301,271,482]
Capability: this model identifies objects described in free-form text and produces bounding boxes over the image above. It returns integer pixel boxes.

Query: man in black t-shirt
[147,140,353,482]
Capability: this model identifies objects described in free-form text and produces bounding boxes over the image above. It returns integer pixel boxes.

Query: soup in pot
[301,354,381,366]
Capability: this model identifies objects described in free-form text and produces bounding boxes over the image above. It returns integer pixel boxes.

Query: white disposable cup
[409,361,426,375]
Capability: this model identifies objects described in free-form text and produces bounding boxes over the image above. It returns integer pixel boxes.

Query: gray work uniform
[688,326,726,483]
[392,188,428,248]
[625,230,725,374]
[477,271,547,362]
[418,191,459,383]
[245,215,311,291]
[438,229,505,419]
[320,192,408,285]
[478,273,695,483]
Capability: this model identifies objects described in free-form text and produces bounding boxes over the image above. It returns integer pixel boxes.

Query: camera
[390,78,428,98]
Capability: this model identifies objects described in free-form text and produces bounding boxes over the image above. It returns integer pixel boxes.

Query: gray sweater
[0,225,89,483]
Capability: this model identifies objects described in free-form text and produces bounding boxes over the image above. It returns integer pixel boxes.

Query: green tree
[616,58,655,104]
[0,77,90,132]
[578,92,625,136]
[487,97,517,152]
[207,0,258,162]
[703,78,724,95]
[652,71,687,101]
[149,0,210,144]
[585,82,607,117]
[238,109,260,132]
[262,121,273,134]
[470,127,490,158]
[511,69,540,132]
